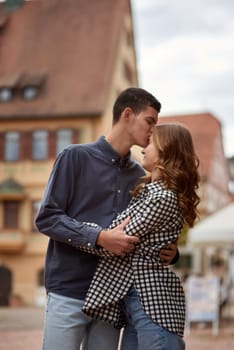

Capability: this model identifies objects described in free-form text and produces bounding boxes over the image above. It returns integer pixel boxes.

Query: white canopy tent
[188,203,234,317]
[188,203,234,247]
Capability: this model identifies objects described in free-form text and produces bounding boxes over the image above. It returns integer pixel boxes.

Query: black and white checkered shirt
[80,181,186,337]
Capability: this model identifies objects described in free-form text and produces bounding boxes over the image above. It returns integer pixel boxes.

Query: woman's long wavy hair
[132,123,200,227]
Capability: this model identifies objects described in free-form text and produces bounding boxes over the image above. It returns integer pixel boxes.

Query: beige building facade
[0,0,138,305]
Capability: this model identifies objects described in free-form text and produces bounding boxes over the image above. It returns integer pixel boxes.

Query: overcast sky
[132,0,234,157]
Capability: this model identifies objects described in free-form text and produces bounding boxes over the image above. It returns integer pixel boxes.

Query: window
[3,201,20,229]
[56,129,72,155]
[32,130,48,160]
[22,86,38,101]
[125,27,133,47]
[32,200,41,232]
[123,60,134,84]
[5,131,19,161]
[0,87,13,102]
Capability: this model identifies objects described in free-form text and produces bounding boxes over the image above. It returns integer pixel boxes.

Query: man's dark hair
[112,87,161,124]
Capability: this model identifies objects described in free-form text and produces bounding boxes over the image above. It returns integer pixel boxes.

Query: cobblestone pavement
[0,307,234,350]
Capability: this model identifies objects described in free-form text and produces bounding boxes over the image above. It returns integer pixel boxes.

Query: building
[227,156,234,198]
[0,0,138,305]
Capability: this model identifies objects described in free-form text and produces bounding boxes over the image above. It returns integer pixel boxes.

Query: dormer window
[19,72,46,101]
[0,72,46,102]
[0,87,13,102]
[23,86,38,101]
[0,73,20,102]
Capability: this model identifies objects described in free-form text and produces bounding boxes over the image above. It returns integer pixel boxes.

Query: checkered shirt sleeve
[82,182,186,337]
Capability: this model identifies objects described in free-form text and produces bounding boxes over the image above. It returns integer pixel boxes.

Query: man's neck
[105,128,132,158]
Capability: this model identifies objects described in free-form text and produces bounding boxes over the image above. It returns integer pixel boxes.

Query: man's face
[129,106,158,148]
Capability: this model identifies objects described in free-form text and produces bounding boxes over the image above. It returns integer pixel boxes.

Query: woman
[80,123,200,350]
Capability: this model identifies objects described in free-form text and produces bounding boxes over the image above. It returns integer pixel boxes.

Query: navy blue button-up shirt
[35,136,144,299]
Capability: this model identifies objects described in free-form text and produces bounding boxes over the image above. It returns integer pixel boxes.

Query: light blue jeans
[120,288,185,350]
[42,292,120,350]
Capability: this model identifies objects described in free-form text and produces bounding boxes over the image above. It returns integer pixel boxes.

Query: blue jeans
[120,288,185,350]
[42,292,120,350]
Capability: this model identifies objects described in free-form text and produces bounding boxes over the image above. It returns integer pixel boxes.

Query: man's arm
[76,217,139,257]
[36,149,139,255]
[96,217,139,256]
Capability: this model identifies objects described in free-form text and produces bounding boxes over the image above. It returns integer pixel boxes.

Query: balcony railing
[0,231,26,252]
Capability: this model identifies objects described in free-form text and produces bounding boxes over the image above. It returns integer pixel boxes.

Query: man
[35,87,178,350]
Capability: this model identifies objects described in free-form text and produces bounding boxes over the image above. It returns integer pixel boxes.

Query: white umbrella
[188,203,234,246]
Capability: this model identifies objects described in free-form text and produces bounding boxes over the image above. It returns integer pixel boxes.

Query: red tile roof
[159,113,224,179]
[0,0,132,118]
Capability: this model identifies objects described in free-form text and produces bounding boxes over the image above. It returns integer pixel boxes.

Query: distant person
[35,88,179,350]
[81,123,200,350]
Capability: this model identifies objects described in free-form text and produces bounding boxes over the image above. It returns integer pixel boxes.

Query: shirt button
[68,238,72,243]
[117,189,121,193]
[87,242,91,247]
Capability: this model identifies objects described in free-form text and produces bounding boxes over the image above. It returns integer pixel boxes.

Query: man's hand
[159,241,178,266]
[96,217,140,257]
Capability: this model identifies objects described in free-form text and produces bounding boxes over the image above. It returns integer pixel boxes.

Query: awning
[188,203,234,246]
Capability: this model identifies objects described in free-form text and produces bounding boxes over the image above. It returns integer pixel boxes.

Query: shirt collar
[97,136,131,168]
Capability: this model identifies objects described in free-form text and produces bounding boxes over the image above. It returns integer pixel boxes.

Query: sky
[132,0,234,157]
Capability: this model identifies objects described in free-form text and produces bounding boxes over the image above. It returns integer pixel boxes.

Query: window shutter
[0,132,5,161]
[20,131,32,160]
[48,130,56,159]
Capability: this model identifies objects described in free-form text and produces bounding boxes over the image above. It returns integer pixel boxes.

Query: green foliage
[178,224,189,246]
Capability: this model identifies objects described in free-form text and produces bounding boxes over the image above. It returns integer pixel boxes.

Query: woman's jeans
[42,292,120,350]
[120,288,185,350]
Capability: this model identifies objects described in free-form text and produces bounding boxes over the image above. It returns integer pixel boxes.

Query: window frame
[4,131,20,161]
[3,200,20,229]
[32,130,48,160]
[56,128,73,156]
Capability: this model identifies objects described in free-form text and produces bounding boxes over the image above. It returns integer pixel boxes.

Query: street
[0,307,234,350]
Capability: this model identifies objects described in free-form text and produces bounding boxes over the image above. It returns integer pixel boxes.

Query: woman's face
[142,137,158,172]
